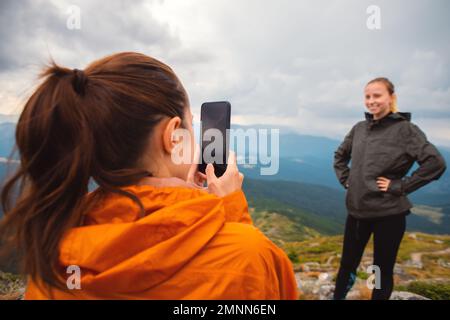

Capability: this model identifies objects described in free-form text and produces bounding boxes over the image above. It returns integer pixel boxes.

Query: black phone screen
[199,101,231,177]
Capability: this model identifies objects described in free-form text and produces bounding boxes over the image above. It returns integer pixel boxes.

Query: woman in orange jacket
[0,52,298,300]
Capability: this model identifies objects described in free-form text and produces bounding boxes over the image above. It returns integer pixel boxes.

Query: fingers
[197,172,207,180]
[206,163,217,182]
[187,165,196,182]
[224,151,239,180]
[205,151,244,197]
[376,177,390,192]
[195,172,207,186]
[226,151,238,170]
[194,143,201,163]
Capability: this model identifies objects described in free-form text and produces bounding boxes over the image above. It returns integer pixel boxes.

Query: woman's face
[364,82,393,119]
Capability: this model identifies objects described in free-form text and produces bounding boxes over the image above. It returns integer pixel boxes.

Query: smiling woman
[333,77,447,300]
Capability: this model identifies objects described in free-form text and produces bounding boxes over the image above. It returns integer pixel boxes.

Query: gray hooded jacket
[334,112,447,219]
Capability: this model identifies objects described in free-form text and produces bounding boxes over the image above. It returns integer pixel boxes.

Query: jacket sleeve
[259,238,299,300]
[222,190,253,224]
[334,125,355,189]
[388,124,447,195]
[274,247,299,300]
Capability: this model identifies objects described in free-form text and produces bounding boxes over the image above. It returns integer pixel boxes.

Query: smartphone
[198,101,231,177]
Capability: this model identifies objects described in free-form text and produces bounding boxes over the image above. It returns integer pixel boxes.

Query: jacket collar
[365,111,411,122]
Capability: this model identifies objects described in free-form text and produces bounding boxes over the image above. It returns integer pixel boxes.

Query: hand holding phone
[205,151,244,197]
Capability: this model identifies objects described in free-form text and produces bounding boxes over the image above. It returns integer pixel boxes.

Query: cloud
[0,0,210,113]
[0,0,179,69]
[0,0,449,146]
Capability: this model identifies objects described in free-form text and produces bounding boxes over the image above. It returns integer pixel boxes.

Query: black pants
[334,212,407,300]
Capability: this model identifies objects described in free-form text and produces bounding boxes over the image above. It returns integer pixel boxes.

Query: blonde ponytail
[390,94,399,113]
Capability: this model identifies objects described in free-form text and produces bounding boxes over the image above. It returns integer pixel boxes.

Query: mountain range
[1,117,449,235]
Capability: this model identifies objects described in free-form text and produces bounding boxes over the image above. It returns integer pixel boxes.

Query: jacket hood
[364,111,412,122]
[57,185,251,294]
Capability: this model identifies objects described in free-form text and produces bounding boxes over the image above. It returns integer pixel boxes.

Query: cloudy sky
[1,0,449,146]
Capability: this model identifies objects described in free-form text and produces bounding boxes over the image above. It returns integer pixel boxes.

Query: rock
[408,233,417,240]
[437,259,450,268]
[394,263,405,275]
[318,272,329,282]
[324,256,335,266]
[301,264,310,272]
[298,279,319,295]
[434,239,444,244]
[404,259,423,269]
[295,271,337,299]
[390,291,430,300]
[0,271,26,300]
[302,262,321,272]
[346,290,361,300]
[318,284,335,300]
[294,273,302,288]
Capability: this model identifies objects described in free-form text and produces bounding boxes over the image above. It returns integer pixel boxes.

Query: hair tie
[72,68,87,96]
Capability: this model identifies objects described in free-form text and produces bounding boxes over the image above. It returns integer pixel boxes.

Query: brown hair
[366,77,399,113]
[0,52,188,291]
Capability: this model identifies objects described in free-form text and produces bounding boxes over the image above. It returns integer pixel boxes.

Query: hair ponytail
[390,95,399,113]
[0,63,99,291]
[0,52,188,291]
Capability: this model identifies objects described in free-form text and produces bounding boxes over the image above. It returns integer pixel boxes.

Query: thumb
[206,163,216,182]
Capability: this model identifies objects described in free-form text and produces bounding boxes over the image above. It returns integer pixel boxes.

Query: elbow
[439,156,447,175]
[434,155,447,179]
[333,149,347,165]
[333,150,340,161]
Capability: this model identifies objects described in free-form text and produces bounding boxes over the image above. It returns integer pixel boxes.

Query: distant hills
[0,114,18,123]
[0,122,16,160]
[229,124,450,209]
[1,116,449,235]
[243,178,450,236]
[243,178,346,232]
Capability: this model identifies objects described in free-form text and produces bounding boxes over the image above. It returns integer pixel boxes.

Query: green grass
[396,281,450,300]
[251,210,319,242]
[248,196,343,236]
[397,233,450,262]
[357,271,369,280]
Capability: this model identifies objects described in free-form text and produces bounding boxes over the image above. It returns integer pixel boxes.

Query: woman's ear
[162,116,182,154]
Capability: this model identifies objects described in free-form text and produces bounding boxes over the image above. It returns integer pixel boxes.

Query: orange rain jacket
[25,185,298,299]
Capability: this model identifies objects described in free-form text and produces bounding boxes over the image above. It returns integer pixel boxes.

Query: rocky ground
[294,267,434,300]
[0,271,25,300]
[1,233,449,300]
[292,232,450,300]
